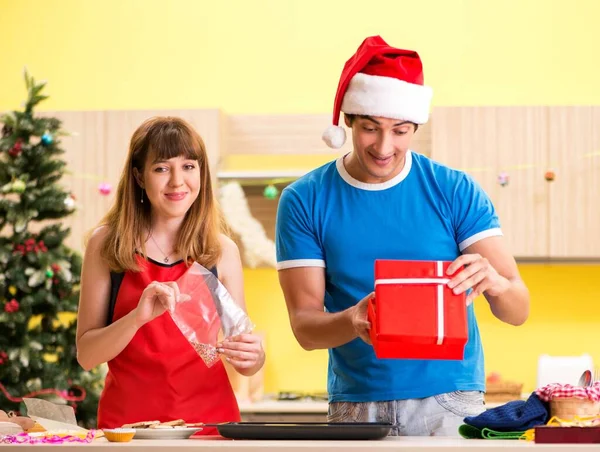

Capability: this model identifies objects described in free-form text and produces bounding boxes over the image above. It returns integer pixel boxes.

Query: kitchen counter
[0,436,594,451]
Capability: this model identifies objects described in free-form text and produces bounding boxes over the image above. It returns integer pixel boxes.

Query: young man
[274,36,530,436]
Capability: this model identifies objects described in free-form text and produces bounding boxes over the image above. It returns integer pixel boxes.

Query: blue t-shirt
[275,150,503,403]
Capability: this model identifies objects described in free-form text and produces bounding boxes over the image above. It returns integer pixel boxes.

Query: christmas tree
[0,70,103,427]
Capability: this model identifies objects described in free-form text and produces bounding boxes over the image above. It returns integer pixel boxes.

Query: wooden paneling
[431,107,549,258]
[495,107,548,258]
[548,107,600,257]
[226,114,348,156]
[51,111,109,251]
[224,113,432,157]
[413,119,432,158]
[430,106,497,194]
[100,109,222,176]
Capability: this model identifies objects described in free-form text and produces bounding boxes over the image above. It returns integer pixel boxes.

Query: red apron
[97,256,240,435]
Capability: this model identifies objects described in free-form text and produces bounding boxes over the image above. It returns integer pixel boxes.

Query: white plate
[133,427,202,440]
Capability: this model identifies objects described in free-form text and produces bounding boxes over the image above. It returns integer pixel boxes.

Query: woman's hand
[217,333,265,376]
[134,281,190,328]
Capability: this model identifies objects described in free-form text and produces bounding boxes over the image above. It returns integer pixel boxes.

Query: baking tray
[208,422,393,440]
[534,426,600,443]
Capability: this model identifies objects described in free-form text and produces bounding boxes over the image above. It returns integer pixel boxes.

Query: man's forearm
[291,307,358,351]
[485,278,530,326]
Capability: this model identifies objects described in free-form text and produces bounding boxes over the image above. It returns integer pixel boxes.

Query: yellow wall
[246,265,600,394]
[1,0,600,112]
[2,0,600,395]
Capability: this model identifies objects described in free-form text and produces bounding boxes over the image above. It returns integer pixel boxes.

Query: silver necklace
[149,234,175,263]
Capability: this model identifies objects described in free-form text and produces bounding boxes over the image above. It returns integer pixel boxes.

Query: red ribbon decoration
[0,382,87,403]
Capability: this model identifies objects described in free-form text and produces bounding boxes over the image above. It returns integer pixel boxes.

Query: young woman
[76,116,265,432]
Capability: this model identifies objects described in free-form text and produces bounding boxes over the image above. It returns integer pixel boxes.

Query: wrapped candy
[170,263,254,367]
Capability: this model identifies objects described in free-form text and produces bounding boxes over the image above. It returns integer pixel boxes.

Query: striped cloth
[535,382,600,402]
[459,423,526,440]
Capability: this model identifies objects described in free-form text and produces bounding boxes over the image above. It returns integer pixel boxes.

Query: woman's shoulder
[218,233,240,255]
[216,233,242,278]
[81,225,114,278]
[86,225,111,251]
[84,226,117,271]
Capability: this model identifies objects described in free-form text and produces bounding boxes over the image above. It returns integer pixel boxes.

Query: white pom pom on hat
[322,35,433,149]
[321,125,347,149]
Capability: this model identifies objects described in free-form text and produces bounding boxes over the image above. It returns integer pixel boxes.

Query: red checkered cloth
[535,382,600,402]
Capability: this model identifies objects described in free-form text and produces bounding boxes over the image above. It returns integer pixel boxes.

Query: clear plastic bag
[170,262,254,367]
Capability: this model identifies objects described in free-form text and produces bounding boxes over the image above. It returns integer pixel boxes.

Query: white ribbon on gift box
[374,261,449,345]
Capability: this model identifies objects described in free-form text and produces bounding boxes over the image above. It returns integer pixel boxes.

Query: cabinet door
[494,107,549,258]
[548,107,600,258]
[431,107,548,258]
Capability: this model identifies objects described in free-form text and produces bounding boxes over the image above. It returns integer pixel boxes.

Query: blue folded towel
[464,392,550,432]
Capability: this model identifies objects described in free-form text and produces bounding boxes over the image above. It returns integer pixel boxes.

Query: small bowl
[103,428,136,442]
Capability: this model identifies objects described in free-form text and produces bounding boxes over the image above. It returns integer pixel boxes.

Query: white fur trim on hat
[341,72,433,124]
[322,125,347,149]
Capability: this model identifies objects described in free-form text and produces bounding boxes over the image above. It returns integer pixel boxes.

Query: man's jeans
[327,391,486,436]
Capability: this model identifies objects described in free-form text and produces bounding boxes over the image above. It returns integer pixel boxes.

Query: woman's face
[137,154,201,220]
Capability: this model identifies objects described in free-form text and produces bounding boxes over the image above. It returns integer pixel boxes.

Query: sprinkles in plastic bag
[171,262,254,367]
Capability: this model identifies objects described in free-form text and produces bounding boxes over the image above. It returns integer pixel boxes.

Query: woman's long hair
[96,116,225,272]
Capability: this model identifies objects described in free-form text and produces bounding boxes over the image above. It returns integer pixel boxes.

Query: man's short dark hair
[344,113,419,132]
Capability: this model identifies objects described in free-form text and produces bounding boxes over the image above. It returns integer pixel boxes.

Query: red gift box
[367,259,468,360]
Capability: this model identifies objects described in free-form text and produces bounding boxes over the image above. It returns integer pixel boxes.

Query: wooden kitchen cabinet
[431,107,549,258]
[547,107,600,258]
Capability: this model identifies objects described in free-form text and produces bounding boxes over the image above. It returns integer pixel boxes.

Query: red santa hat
[322,35,433,149]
